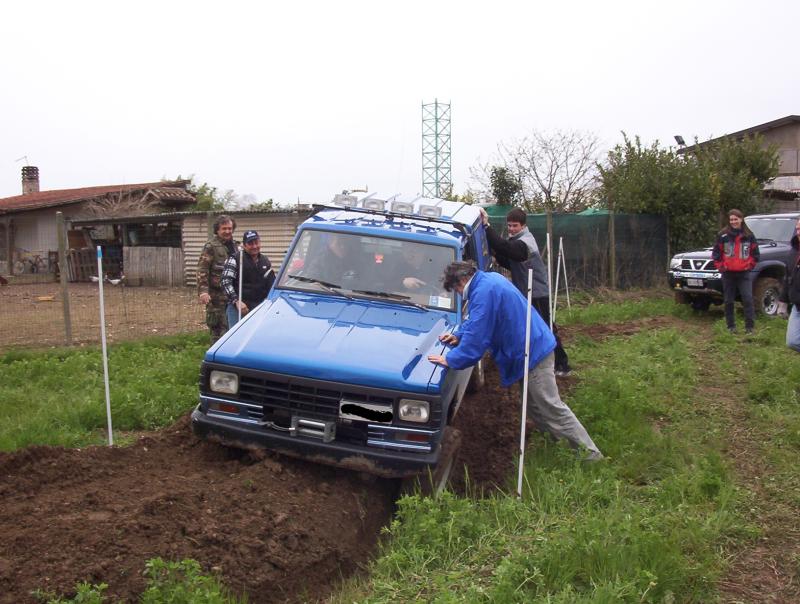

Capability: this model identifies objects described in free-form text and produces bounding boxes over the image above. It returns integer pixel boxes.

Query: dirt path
[684,327,800,603]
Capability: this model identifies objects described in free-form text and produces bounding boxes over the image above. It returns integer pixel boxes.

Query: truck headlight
[210,370,239,394]
[669,258,682,270]
[398,399,430,423]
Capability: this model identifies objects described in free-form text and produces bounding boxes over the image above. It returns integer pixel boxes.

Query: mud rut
[0,356,529,604]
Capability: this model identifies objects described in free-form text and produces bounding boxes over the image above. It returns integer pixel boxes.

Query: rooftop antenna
[15,155,29,166]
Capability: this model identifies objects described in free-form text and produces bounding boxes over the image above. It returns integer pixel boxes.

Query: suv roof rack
[311,203,469,234]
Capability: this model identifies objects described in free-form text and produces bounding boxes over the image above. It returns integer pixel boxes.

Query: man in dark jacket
[427,262,601,459]
[222,230,275,327]
[479,207,571,376]
[779,217,800,352]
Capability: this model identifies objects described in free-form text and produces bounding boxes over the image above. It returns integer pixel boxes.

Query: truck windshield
[747,217,797,242]
[277,230,457,310]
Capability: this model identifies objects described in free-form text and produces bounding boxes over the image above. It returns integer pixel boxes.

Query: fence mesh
[487,211,668,289]
[0,280,204,352]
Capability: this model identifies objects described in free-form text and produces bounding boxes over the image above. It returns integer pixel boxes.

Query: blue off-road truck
[191,194,492,488]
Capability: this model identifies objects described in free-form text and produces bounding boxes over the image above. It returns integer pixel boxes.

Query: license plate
[686,278,704,287]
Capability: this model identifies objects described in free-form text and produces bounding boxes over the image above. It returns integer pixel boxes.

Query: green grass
[334,325,744,603]
[35,559,245,604]
[0,333,209,451]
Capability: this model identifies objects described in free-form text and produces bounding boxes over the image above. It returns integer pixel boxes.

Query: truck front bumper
[191,405,442,478]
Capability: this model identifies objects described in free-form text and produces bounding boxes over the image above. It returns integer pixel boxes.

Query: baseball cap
[243,230,260,243]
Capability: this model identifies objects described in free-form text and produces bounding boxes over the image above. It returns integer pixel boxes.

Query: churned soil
[0,416,395,604]
[0,360,532,604]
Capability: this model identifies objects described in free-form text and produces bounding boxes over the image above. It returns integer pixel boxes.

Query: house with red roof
[0,167,195,276]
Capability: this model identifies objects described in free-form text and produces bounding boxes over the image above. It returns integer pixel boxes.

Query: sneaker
[745,327,754,335]
[727,327,737,334]
[583,450,604,462]
[555,368,572,377]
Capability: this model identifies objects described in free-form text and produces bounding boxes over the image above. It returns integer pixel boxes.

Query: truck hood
[207,291,454,393]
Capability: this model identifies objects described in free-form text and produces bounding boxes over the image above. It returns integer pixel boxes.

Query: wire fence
[0,281,205,352]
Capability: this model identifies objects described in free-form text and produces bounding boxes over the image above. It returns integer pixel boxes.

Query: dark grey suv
[668,212,800,315]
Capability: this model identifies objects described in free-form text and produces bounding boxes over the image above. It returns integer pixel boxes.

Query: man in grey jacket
[480,207,572,376]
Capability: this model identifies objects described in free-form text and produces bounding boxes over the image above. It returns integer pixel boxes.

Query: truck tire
[690,297,711,312]
[400,427,462,498]
[466,358,485,393]
[753,277,781,316]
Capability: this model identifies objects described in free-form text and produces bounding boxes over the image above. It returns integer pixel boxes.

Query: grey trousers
[526,352,602,456]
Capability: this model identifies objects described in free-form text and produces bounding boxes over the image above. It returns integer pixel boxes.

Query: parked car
[191,194,492,489]
[668,212,800,315]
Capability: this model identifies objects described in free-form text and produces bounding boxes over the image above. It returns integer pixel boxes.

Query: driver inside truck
[303,233,362,286]
[394,245,445,295]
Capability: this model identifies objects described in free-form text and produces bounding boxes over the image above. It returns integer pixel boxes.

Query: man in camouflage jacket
[197,215,237,343]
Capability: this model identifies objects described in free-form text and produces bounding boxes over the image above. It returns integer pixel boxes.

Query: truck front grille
[238,374,394,421]
[680,259,715,271]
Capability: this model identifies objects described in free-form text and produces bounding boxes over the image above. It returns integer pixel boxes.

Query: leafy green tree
[175,175,235,211]
[489,166,522,206]
[598,133,779,252]
[693,134,779,225]
[247,199,277,211]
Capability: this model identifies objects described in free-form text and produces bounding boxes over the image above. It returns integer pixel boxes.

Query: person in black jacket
[222,230,275,327]
[778,217,800,352]
[479,207,571,376]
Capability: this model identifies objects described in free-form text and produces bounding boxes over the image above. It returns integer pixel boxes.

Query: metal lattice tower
[421,99,451,198]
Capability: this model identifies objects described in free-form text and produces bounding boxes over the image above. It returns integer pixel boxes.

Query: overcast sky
[1,0,797,204]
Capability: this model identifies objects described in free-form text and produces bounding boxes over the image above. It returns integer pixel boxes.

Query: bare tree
[471,129,601,212]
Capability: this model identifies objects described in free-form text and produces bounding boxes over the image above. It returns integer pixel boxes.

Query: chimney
[22,166,40,195]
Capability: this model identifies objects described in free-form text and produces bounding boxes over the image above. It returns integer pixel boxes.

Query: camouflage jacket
[197,236,236,296]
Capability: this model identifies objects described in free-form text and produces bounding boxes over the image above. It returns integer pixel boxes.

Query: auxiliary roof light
[418,204,442,218]
[362,198,386,211]
[390,201,415,214]
[332,194,358,207]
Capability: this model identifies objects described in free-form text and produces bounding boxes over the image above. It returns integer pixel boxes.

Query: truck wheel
[753,277,781,316]
[690,298,711,312]
[466,358,485,393]
[400,427,462,498]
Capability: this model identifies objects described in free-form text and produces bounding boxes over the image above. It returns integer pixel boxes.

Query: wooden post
[56,212,73,346]
[7,218,15,275]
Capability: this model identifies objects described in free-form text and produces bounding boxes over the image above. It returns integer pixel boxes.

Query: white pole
[237,248,244,323]
[553,237,563,324]
[517,267,534,498]
[546,233,553,330]
[561,239,572,310]
[96,246,114,446]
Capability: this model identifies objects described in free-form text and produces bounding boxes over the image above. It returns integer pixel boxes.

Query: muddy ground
[0,354,537,604]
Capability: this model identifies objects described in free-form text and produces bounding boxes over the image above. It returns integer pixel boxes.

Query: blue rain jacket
[446,270,556,387]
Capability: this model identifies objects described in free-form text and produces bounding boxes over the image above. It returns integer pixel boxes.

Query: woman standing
[712,209,760,334]
[779,217,800,352]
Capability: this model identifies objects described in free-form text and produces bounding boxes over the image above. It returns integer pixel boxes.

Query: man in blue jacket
[427,261,602,459]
